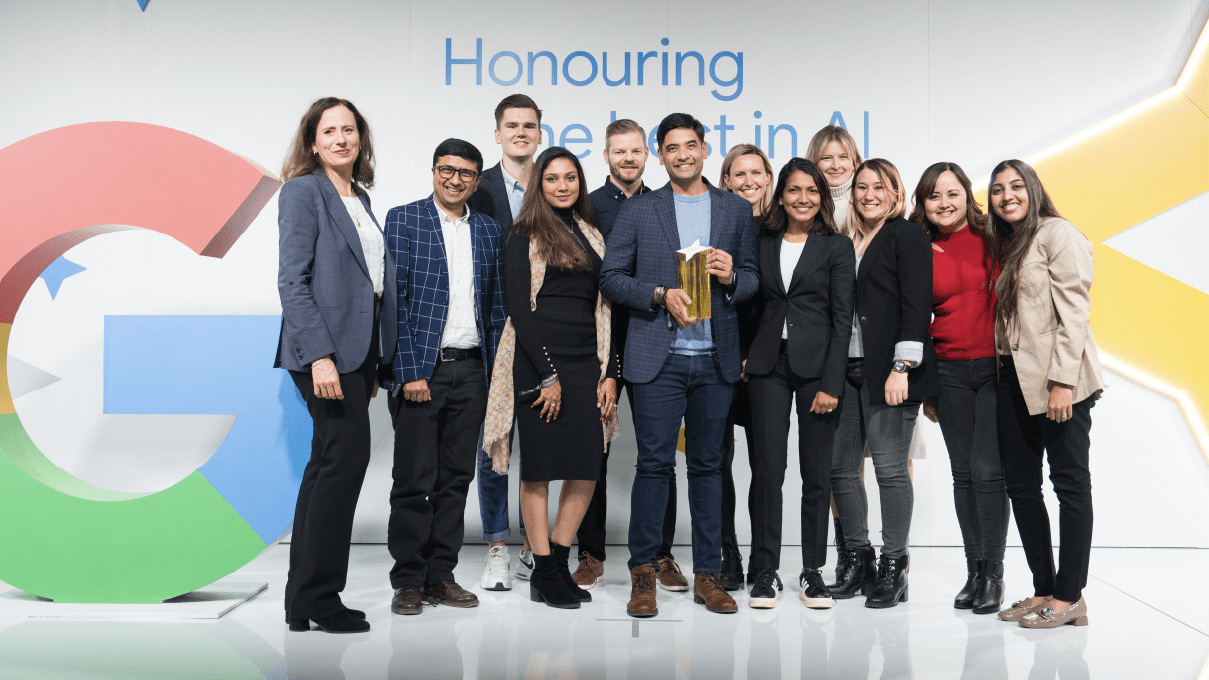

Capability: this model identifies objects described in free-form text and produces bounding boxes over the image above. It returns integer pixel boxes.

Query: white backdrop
[2,0,1208,549]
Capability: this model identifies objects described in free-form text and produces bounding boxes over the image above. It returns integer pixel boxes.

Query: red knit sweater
[931,226,998,360]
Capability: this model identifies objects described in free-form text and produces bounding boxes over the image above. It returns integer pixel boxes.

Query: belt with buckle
[438,347,482,362]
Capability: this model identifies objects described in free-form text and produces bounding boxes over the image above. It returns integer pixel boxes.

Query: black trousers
[387,356,486,589]
[285,316,379,620]
[936,357,1009,563]
[719,409,755,539]
[747,354,839,571]
[998,356,1095,603]
[577,380,678,562]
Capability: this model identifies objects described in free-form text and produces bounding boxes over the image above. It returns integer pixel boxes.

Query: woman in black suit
[828,158,938,608]
[744,159,854,610]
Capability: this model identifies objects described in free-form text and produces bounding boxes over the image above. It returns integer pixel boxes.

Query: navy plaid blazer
[599,183,758,384]
[382,195,507,390]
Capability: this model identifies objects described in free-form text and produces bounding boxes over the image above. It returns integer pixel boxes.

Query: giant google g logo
[0,122,309,603]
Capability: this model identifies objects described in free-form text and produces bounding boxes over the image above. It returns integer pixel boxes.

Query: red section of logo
[0,122,278,323]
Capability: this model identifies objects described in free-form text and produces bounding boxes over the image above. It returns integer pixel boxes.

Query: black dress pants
[998,356,1095,603]
[719,404,756,538]
[387,356,486,589]
[286,333,378,620]
[577,380,678,562]
[747,354,839,571]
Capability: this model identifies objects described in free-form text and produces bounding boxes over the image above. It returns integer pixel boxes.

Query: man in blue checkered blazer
[382,138,507,614]
[599,114,758,618]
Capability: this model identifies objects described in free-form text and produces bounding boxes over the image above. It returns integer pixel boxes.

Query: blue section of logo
[38,256,86,300]
[137,0,150,10]
[102,315,310,544]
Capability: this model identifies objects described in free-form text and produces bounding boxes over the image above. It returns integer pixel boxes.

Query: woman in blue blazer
[274,97,397,634]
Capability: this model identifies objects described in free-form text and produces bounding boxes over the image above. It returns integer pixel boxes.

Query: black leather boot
[550,542,590,602]
[529,552,581,609]
[954,558,982,609]
[972,560,1004,614]
[720,534,745,592]
[829,546,876,600]
[865,553,910,609]
[832,517,850,583]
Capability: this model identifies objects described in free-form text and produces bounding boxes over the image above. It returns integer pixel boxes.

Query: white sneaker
[480,545,512,591]
[515,549,534,581]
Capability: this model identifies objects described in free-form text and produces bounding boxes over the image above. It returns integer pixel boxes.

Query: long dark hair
[989,159,1062,335]
[514,147,596,271]
[281,97,376,189]
[910,162,997,292]
[760,158,836,237]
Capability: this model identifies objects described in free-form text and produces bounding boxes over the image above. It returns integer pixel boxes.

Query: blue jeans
[476,427,524,543]
[628,353,731,572]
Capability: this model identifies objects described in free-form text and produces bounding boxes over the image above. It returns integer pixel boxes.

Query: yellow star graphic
[974,18,1209,458]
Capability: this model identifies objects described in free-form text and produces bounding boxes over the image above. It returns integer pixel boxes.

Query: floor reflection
[0,619,281,680]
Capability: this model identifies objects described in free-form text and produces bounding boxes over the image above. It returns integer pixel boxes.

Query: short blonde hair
[805,125,863,169]
[718,144,774,214]
[849,158,905,247]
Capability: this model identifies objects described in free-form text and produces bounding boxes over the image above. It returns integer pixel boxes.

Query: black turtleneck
[553,206,576,229]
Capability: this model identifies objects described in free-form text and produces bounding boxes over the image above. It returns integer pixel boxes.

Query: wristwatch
[892,360,911,373]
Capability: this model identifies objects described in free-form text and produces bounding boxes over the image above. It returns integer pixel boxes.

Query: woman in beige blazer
[988,160,1104,630]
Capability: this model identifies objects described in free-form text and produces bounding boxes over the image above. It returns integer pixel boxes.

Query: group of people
[274,92,1102,634]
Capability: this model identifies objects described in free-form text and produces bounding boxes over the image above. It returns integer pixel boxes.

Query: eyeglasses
[434,165,480,182]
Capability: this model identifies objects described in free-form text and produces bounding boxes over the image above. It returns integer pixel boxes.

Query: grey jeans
[831,359,917,558]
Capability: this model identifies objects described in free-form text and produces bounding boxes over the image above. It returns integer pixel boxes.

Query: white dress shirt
[341,196,385,297]
[438,207,480,348]
[780,239,806,340]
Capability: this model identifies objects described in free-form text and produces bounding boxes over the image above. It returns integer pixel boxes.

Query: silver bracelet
[540,374,559,389]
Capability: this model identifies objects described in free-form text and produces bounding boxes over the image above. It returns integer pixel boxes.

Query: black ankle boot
[550,542,590,602]
[829,546,876,600]
[972,560,1004,614]
[865,553,909,609]
[832,518,850,582]
[529,553,581,609]
[954,558,982,609]
[720,534,744,592]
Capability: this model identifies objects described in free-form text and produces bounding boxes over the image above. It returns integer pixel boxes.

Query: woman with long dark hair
[910,162,1009,613]
[276,97,395,633]
[744,159,854,610]
[828,158,937,608]
[716,143,773,591]
[988,160,1103,628]
[483,147,620,609]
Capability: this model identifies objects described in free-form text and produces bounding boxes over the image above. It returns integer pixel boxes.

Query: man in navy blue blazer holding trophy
[599,113,758,618]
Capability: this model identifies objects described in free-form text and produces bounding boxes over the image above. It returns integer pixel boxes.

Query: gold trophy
[676,240,712,321]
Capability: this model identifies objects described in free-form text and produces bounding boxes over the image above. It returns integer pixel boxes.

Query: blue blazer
[599,183,758,384]
[382,195,508,390]
[275,171,398,374]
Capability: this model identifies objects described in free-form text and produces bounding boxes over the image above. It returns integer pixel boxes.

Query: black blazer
[468,162,514,232]
[745,227,855,397]
[853,217,939,404]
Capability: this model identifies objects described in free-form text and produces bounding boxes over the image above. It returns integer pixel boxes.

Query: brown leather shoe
[627,563,659,618]
[424,581,479,608]
[1019,597,1089,628]
[572,552,605,590]
[656,556,690,592]
[391,586,424,615]
[694,573,738,614]
[999,596,1049,622]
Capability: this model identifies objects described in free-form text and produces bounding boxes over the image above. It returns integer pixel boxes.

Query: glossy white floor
[1,545,1206,679]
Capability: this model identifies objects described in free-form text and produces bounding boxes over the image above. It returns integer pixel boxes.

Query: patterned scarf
[482,215,621,474]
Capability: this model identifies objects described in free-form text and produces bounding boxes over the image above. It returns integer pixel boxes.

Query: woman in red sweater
[910,162,1009,614]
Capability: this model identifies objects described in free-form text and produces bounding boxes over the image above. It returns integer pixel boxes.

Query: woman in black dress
[484,147,620,609]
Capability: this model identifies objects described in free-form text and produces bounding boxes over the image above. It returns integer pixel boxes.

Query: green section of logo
[0,414,267,603]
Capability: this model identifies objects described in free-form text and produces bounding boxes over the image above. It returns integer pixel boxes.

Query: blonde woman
[716,143,772,590]
[828,159,938,608]
[805,126,861,233]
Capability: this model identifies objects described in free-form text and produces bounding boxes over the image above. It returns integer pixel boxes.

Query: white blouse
[341,196,385,297]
